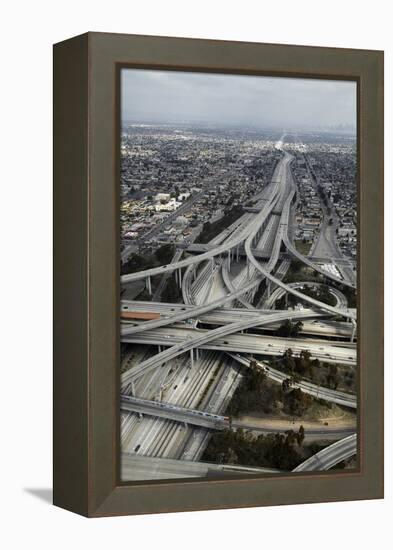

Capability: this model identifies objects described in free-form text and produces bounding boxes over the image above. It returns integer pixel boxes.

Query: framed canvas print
[53,32,384,517]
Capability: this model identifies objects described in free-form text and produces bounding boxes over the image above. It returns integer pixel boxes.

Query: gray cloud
[121,68,356,130]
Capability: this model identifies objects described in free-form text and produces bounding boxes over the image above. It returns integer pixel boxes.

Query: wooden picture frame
[53,32,384,517]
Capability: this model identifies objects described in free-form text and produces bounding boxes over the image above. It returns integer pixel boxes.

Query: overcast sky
[121,68,356,130]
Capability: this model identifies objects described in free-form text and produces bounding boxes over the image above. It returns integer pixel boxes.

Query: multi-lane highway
[122,325,356,366]
[121,307,356,386]
[121,300,354,338]
[120,143,358,477]
[121,453,280,481]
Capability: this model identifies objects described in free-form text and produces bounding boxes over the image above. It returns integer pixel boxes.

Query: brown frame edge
[53,32,384,517]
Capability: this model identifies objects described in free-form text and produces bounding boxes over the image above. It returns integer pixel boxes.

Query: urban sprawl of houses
[120,124,356,279]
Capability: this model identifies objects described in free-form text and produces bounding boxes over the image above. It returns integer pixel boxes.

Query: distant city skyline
[121,68,356,131]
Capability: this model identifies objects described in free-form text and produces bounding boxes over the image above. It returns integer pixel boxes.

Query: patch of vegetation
[275,319,303,338]
[283,387,312,417]
[277,349,356,394]
[283,260,323,285]
[294,239,312,256]
[298,283,337,307]
[339,286,357,308]
[276,283,336,308]
[227,361,281,416]
[160,274,182,303]
[155,244,175,265]
[121,244,175,275]
[121,252,158,275]
[202,427,308,470]
[312,274,357,309]
[281,348,319,381]
[196,205,244,244]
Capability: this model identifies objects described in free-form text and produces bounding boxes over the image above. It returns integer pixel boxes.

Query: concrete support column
[350,321,357,343]
[130,381,135,396]
[285,292,288,308]
[146,276,152,295]
[267,280,271,298]
[228,250,231,270]
[178,268,182,287]
[196,348,199,361]
[158,345,162,353]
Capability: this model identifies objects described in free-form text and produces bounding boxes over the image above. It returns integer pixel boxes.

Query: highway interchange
[120,141,358,480]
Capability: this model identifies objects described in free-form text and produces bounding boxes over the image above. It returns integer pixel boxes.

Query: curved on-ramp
[292,434,357,471]
[265,281,348,310]
[244,154,356,322]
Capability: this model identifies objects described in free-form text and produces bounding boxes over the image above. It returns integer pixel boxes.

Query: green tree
[284,388,311,416]
[281,378,292,393]
[297,425,305,446]
[326,364,339,390]
[283,348,296,374]
[155,243,174,264]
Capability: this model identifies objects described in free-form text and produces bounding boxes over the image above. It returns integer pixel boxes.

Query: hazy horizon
[121,69,356,131]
